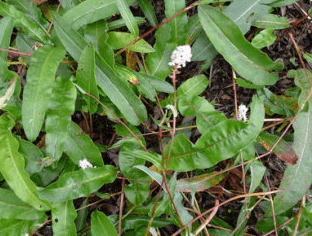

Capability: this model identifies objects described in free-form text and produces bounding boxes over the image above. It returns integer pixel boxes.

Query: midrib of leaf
[235,0,260,23]
[202,9,271,72]
[179,78,207,97]
[29,48,56,136]
[116,0,136,35]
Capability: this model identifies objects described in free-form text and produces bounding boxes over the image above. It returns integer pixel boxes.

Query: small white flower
[238,104,248,122]
[168,45,192,68]
[79,159,96,169]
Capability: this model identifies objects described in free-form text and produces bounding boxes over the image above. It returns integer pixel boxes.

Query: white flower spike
[79,159,96,169]
[238,104,248,122]
[168,45,192,68]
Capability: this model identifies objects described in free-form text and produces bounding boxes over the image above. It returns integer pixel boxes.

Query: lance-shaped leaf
[166,95,264,171]
[45,77,77,160]
[0,114,51,211]
[52,200,77,236]
[76,44,98,114]
[0,2,48,42]
[272,69,312,214]
[22,44,65,141]
[53,13,147,125]
[164,0,188,44]
[115,0,139,37]
[199,5,283,85]
[62,0,136,30]
[91,211,118,236]
[0,218,46,236]
[39,166,117,203]
[0,188,46,220]
[137,0,157,27]
[64,121,104,168]
[0,17,13,78]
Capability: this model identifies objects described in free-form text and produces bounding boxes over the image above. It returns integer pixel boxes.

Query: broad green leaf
[164,0,188,44]
[0,17,13,78]
[199,5,283,85]
[235,78,264,89]
[251,28,276,49]
[167,96,264,171]
[0,114,51,211]
[252,14,290,29]
[119,146,150,205]
[62,0,136,30]
[107,32,155,53]
[272,70,312,214]
[145,24,176,80]
[0,218,46,236]
[76,44,99,114]
[53,13,147,125]
[177,74,209,99]
[22,44,65,141]
[39,166,117,203]
[122,149,162,170]
[115,0,139,36]
[45,77,77,160]
[91,211,118,236]
[192,0,273,61]
[0,2,48,42]
[137,0,157,27]
[64,121,104,167]
[52,200,77,236]
[178,95,227,133]
[176,172,225,192]
[186,15,202,44]
[249,161,266,193]
[0,188,46,220]
[122,215,171,231]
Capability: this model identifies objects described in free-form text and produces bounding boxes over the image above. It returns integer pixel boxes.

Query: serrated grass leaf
[22,44,65,141]
[45,77,77,160]
[0,114,51,211]
[199,5,283,85]
[39,166,117,203]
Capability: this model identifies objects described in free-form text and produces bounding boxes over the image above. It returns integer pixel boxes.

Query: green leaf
[39,166,117,203]
[0,17,14,78]
[0,114,51,211]
[272,70,312,214]
[45,77,76,160]
[137,0,157,27]
[107,17,146,30]
[164,0,188,44]
[199,5,283,85]
[177,74,209,99]
[91,211,118,236]
[53,13,147,125]
[76,44,99,114]
[22,44,65,141]
[64,121,104,167]
[52,200,77,236]
[167,95,264,171]
[115,0,139,37]
[0,2,48,42]
[251,28,277,49]
[249,161,266,193]
[0,218,46,236]
[0,188,46,220]
[192,0,273,62]
[62,0,136,30]
[235,78,264,89]
[252,14,290,29]
[145,24,176,80]
[178,95,227,133]
[268,0,298,7]
[107,32,155,53]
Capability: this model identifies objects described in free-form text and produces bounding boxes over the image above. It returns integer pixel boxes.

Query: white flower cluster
[79,159,96,169]
[168,45,192,68]
[238,104,248,122]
